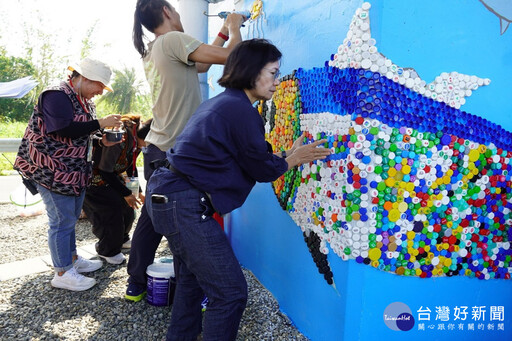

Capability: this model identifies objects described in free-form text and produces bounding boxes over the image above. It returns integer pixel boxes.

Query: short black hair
[137,118,152,139]
[218,39,282,90]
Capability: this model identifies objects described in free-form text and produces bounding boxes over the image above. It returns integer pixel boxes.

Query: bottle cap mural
[262,2,512,283]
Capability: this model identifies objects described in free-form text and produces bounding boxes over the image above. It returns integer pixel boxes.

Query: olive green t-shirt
[143,31,202,151]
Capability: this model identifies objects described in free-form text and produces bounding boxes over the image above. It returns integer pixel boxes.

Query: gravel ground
[0,203,308,341]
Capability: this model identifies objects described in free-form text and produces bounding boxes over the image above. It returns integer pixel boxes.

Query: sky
[0,0,178,89]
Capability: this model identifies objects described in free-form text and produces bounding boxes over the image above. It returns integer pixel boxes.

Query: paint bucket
[146,262,176,306]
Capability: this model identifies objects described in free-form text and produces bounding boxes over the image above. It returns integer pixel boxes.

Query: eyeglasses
[263,68,281,80]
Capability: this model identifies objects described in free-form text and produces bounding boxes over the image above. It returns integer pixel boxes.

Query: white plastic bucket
[146,262,175,306]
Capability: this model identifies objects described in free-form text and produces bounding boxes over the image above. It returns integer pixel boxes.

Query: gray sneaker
[51,267,96,291]
[74,255,103,273]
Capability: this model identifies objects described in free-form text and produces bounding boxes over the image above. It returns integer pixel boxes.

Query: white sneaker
[122,239,131,249]
[98,252,126,265]
[51,267,96,291]
[74,255,103,273]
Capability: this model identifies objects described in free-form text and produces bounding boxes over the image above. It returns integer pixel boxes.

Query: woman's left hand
[101,134,124,147]
[139,192,145,205]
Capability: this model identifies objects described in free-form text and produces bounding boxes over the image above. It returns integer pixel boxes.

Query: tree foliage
[97,67,143,115]
[0,47,37,122]
[22,19,66,102]
[0,13,149,123]
[80,21,99,60]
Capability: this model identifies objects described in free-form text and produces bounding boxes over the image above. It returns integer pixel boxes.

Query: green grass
[0,121,27,175]
[0,121,27,137]
[0,121,144,175]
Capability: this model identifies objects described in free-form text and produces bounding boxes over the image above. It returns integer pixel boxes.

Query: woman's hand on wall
[285,139,330,170]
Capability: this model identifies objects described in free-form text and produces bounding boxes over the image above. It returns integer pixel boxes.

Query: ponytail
[133,0,172,58]
[133,12,146,58]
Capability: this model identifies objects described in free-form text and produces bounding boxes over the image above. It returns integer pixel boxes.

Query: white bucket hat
[68,58,113,92]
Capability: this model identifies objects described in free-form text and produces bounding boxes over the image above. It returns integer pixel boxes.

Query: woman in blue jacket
[146,39,330,341]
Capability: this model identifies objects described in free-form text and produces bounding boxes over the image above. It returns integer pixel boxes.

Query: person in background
[146,39,331,341]
[126,0,246,302]
[14,58,122,291]
[82,115,152,265]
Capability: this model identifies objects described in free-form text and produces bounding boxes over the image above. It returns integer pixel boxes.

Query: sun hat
[68,58,113,92]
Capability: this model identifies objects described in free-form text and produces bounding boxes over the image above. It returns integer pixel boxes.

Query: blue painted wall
[369,0,512,130]
[218,0,512,340]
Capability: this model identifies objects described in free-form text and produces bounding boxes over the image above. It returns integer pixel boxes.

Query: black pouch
[22,177,38,195]
[3,153,39,195]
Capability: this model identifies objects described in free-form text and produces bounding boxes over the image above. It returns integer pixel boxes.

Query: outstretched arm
[284,138,331,171]
[192,13,245,73]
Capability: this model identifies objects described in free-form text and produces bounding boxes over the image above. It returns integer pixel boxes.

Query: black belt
[150,158,169,170]
[150,158,219,214]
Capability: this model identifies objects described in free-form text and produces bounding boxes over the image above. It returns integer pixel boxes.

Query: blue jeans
[37,184,85,272]
[147,186,247,341]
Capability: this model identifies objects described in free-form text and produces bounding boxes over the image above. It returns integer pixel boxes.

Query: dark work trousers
[83,185,134,257]
[146,186,247,341]
[126,144,166,287]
